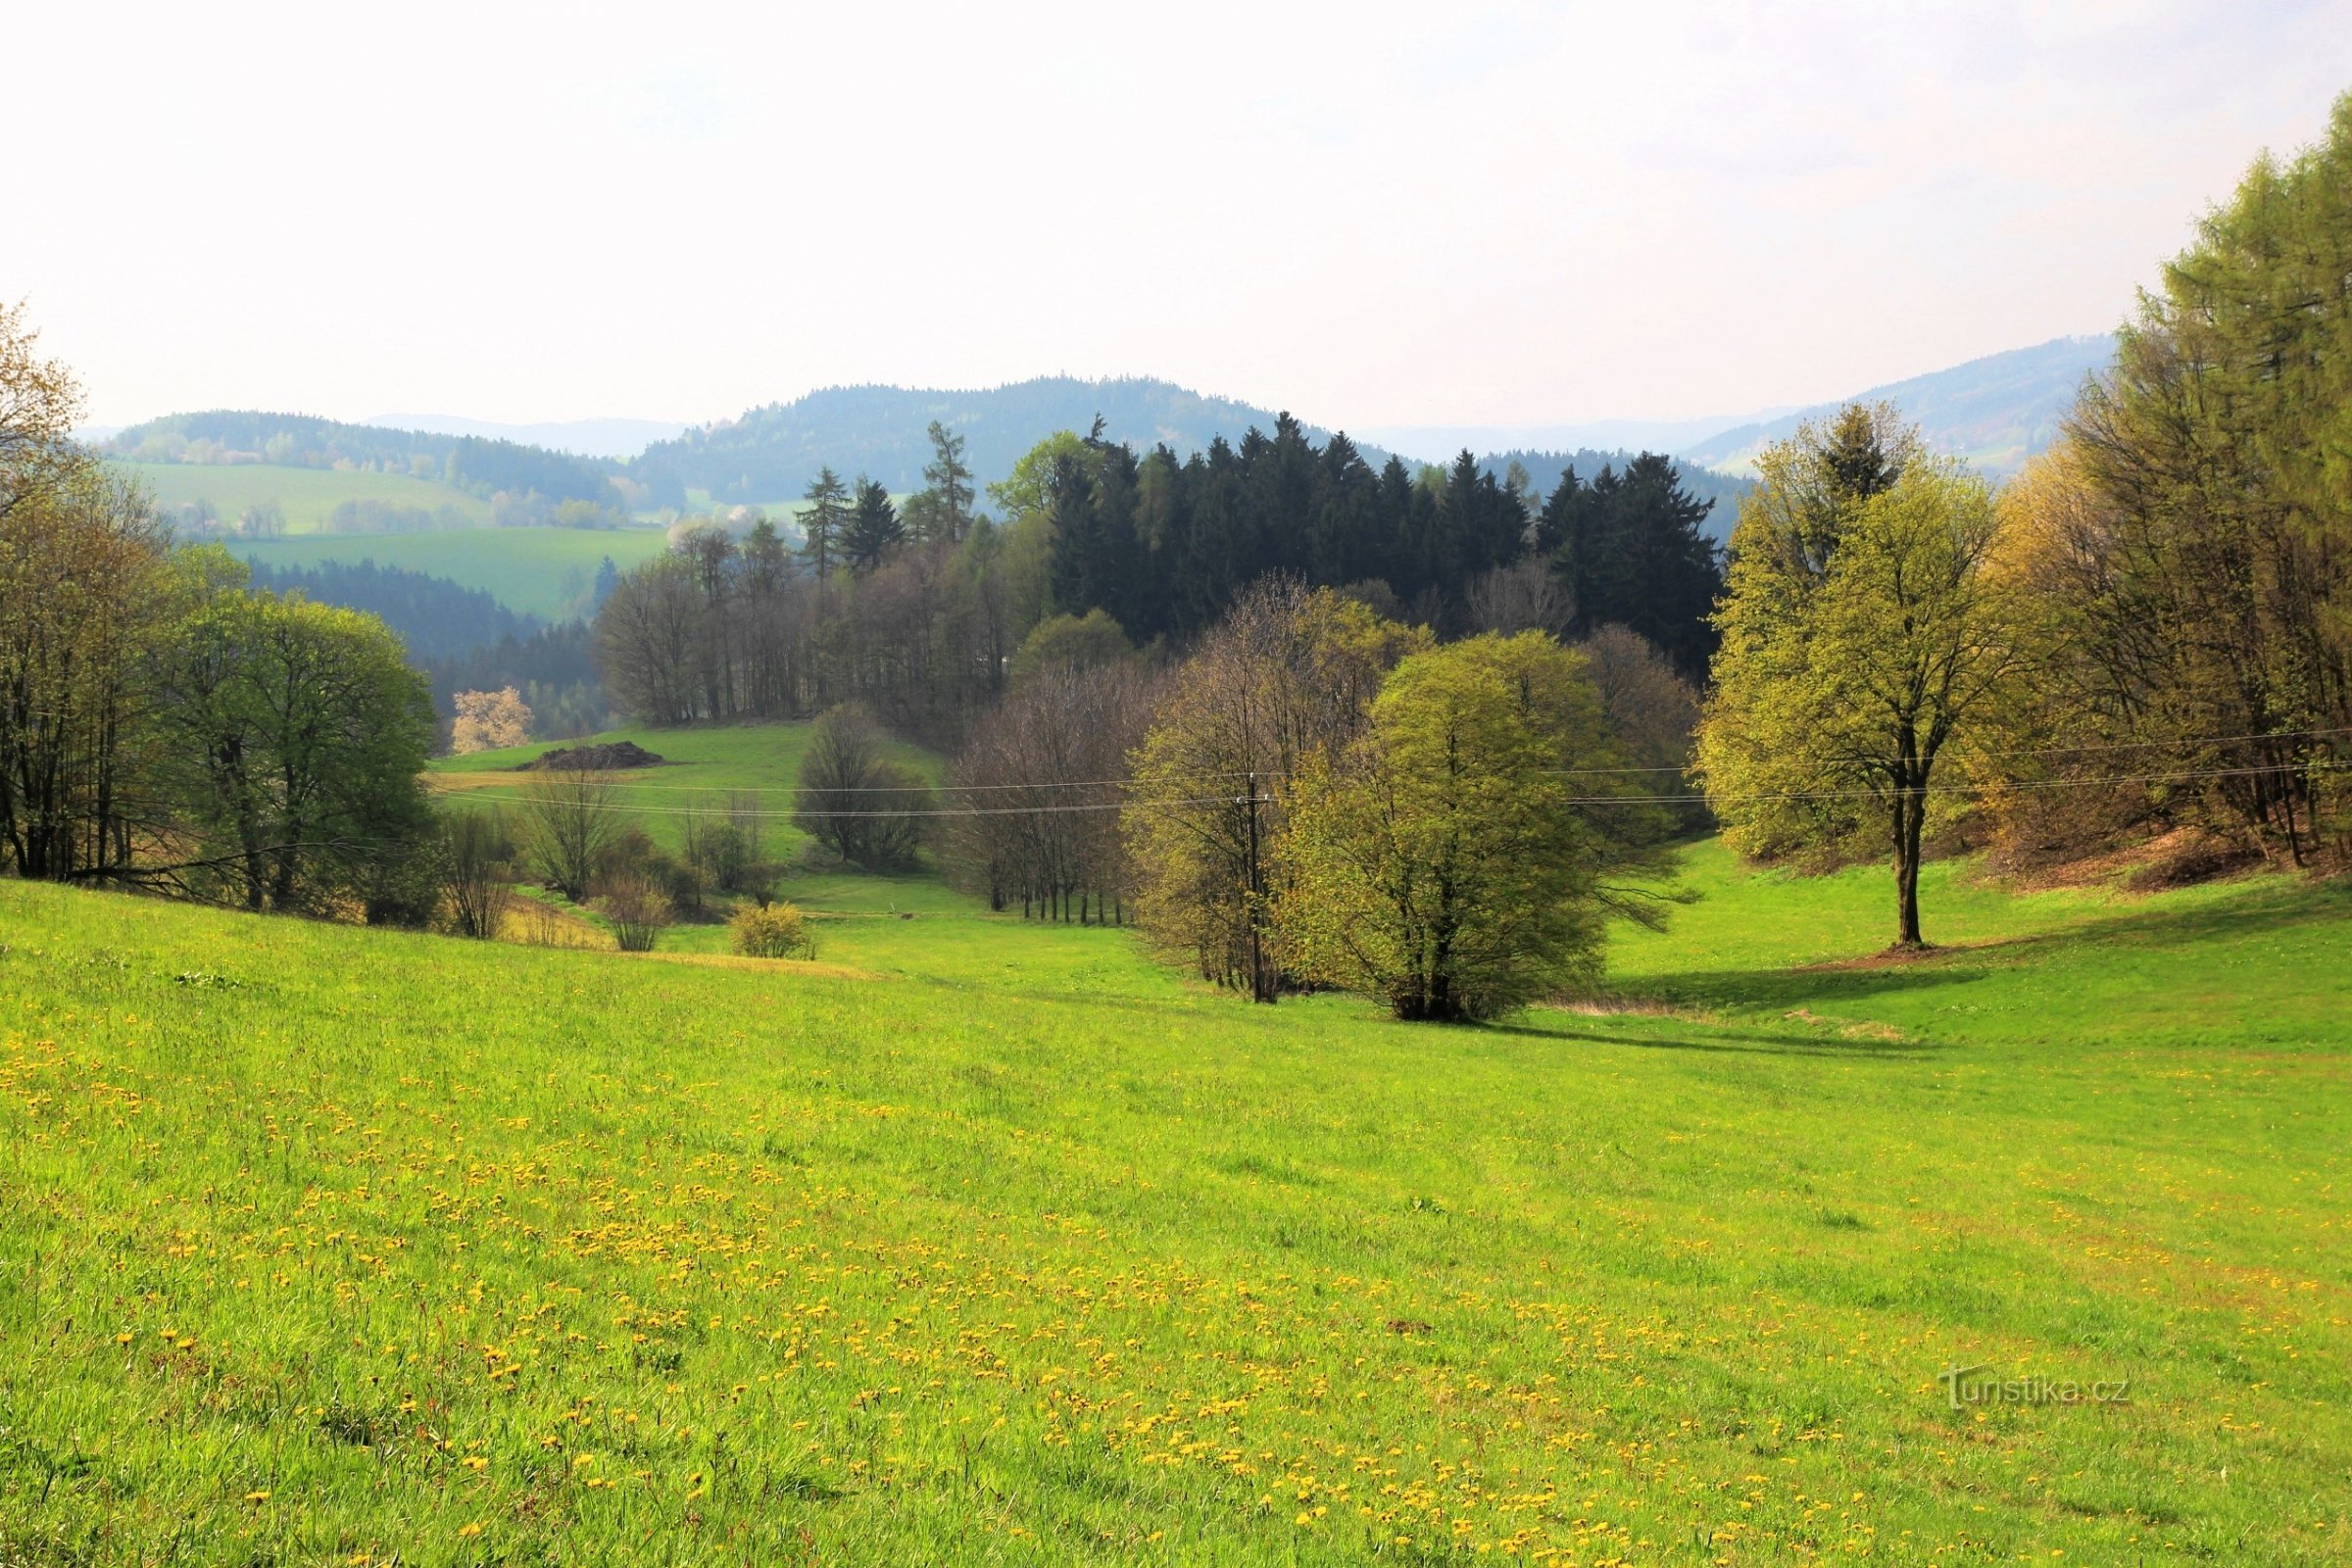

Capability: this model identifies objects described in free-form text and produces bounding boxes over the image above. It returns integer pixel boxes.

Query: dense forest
[243,560,538,662]
[593,417,1728,737]
[1481,450,1752,538]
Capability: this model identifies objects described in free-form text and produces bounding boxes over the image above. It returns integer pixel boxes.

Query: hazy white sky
[14,1,2351,431]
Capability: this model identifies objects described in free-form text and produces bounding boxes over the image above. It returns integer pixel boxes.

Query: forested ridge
[108,410,629,510]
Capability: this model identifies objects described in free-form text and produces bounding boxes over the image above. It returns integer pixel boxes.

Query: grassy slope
[0,849,2345,1564]
[116,461,495,533]
[430,722,941,864]
[240,527,674,621]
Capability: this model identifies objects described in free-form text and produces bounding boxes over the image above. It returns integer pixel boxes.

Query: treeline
[108,411,639,513]
[594,419,1728,738]
[2,308,439,913]
[1989,97,2352,872]
[244,560,538,662]
[1482,450,1752,535]
[626,375,1391,510]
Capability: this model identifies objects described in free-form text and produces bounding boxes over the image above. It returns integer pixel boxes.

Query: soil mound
[523,741,665,771]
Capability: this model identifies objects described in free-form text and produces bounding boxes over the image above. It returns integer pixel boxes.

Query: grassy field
[115,462,495,534]
[0,839,2346,1563]
[430,722,941,861]
[239,526,675,621]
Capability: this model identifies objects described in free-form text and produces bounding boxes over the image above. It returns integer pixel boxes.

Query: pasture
[0,832,2345,1563]
[239,526,675,621]
[113,461,495,534]
[430,721,941,860]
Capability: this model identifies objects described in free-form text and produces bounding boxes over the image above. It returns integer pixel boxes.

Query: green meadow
[114,462,496,534]
[239,526,675,621]
[1,806,2346,1564]
[430,722,941,860]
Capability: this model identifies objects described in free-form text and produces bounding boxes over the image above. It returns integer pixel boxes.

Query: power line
[434,758,2341,821]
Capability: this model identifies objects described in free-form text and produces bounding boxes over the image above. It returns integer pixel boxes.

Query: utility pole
[1244,770,1272,1004]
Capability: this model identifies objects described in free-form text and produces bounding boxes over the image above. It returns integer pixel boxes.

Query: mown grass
[114,462,495,534]
[0,844,2345,1564]
[238,527,675,621]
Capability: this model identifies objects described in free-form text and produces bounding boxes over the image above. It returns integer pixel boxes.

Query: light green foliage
[156,589,436,913]
[1007,608,1132,686]
[729,899,815,959]
[1,846,2346,1561]
[984,429,1091,523]
[1700,419,2017,945]
[1277,633,1634,1020]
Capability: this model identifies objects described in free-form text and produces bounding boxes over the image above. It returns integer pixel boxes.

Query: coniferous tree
[844,477,906,575]
[1544,454,1725,680]
[911,420,975,545]
[799,466,850,583]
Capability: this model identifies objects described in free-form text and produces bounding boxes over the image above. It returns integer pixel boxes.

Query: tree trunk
[1892,773,1926,949]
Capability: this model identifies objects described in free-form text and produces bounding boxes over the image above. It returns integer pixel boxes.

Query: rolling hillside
[121,460,493,535]
[237,526,670,621]
[1,837,2344,1562]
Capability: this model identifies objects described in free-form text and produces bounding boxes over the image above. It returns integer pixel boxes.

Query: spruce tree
[799,466,850,583]
[844,477,905,575]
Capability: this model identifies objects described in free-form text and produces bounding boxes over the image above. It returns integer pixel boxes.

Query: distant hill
[1377,415,1795,466]
[1680,335,2116,477]
[105,411,626,510]
[629,377,1401,509]
[365,413,689,460]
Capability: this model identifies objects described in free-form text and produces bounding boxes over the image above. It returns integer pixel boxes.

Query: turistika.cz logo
[1937,1363,2132,1408]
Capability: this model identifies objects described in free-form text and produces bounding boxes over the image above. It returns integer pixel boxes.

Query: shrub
[731,901,815,960]
[592,871,672,953]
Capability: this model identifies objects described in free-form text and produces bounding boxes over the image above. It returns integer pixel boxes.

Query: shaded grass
[0,841,2345,1564]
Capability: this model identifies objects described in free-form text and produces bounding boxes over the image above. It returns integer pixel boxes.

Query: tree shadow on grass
[1491,1009,1950,1060]
[1608,956,1999,1021]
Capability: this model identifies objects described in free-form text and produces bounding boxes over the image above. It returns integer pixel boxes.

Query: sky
[13,0,2352,434]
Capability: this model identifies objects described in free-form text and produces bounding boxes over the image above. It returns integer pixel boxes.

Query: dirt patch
[521,741,666,771]
[1991,826,2263,894]
[2123,829,2264,893]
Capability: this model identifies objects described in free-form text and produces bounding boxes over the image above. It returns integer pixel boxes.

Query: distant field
[431,721,942,860]
[241,526,673,620]
[1,834,2345,1563]
[114,461,494,533]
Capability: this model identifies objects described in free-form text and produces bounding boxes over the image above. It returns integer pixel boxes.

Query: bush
[592,871,672,953]
[731,901,815,960]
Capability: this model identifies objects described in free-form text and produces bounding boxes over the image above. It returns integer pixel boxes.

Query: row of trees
[2,305,439,914]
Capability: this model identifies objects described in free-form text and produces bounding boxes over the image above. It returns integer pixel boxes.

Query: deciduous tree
[1699,417,2018,948]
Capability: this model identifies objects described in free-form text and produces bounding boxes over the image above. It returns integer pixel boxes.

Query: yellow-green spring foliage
[731,900,815,959]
